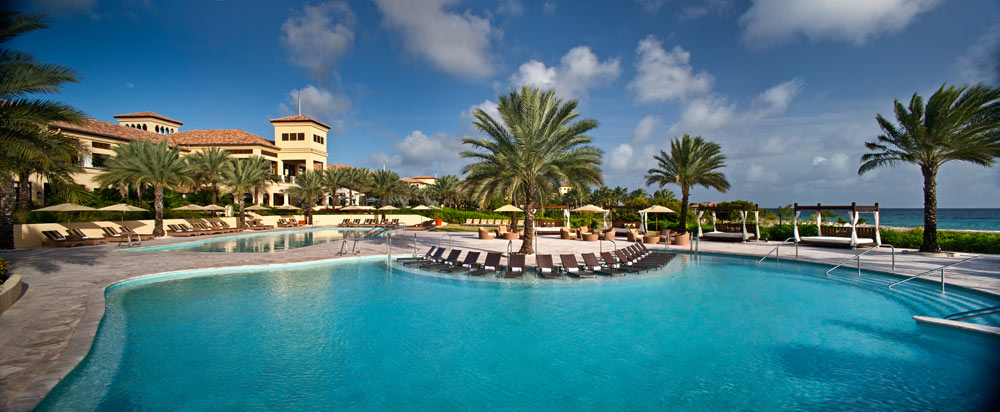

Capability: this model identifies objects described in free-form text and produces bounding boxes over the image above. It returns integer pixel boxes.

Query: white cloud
[739,0,942,48]
[680,0,732,20]
[125,82,134,89]
[510,46,621,99]
[497,0,524,16]
[542,1,557,15]
[280,84,353,134]
[746,164,778,184]
[812,156,828,166]
[670,79,803,134]
[462,99,503,126]
[370,130,466,176]
[607,143,637,174]
[628,36,713,103]
[631,115,661,143]
[280,2,355,84]
[956,23,1000,86]
[374,0,495,79]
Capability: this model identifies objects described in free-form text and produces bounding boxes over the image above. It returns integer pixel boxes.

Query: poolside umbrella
[245,204,269,210]
[274,204,301,210]
[411,205,433,211]
[33,203,96,228]
[173,204,206,226]
[377,205,398,211]
[98,203,147,227]
[639,205,676,232]
[571,204,607,230]
[494,205,523,228]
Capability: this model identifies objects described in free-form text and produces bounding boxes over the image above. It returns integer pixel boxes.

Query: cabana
[793,203,880,249]
[693,204,759,242]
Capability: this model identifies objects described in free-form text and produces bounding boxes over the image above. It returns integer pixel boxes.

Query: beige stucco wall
[13,214,431,248]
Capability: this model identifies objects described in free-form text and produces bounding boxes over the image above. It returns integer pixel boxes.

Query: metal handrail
[888,255,982,291]
[757,237,795,264]
[506,239,513,256]
[600,238,617,255]
[944,305,1000,321]
[825,244,896,276]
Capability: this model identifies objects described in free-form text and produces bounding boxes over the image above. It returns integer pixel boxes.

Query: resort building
[30,111,334,207]
[401,176,437,188]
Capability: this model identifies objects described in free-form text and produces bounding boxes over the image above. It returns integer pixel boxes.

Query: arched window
[142,124,147,131]
[155,125,160,133]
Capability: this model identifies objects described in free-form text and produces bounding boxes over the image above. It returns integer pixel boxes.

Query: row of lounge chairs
[242,219,274,230]
[42,226,156,247]
[339,218,399,227]
[395,243,674,278]
[461,219,513,227]
[166,222,241,237]
[277,218,300,227]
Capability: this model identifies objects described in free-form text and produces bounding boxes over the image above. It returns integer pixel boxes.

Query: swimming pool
[128,228,373,252]
[38,254,1000,411]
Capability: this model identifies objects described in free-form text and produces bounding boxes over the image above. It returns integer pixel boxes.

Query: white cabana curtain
[697,210,705,238]
[639,211,647,234]
[739,210,748,240]
[711,211,717,232]
[563,208,570,228]
[848,210,859,247]
[816,210,822,236]
[874,210,882,246]
[793,211,802,242]
[602,210,609,230]
[754,210,760,240]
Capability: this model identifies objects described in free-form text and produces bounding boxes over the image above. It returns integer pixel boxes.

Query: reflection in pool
[130,228,372,253]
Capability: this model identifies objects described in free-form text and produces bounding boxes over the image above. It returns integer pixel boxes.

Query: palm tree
[652,188,676,202]
[343,167,372,205]
[285,169,324,224]
[367,169,407,207]
[322,167,349,207]
[0,11,86,249]
[95,141,146,206]
[427,175,462,207]
[100,140,192,236]
[13,128,82,212]
[186,147,230,204]
[645,134,730,235]
[590,186,614,207]
[222,156,272,228]
[462,86,603,254]
[859,84,1000,252]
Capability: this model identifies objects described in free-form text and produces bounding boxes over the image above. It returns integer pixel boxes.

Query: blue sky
[12,0,1000,207]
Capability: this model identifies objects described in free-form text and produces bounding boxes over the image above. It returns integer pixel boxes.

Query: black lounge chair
[601,252,644,273]
[504,254,526,278]
[440,251,480,273]
[403,248,445,266]
[582,253,625,276]
[614,250,661,270]
[468,252,502,276]
[420,249,462,270]
[535,255,562,279]
[559,254,596,278]
[397,246,436,262]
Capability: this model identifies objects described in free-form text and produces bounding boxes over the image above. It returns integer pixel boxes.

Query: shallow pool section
[129,228,371,253]
[39,254,1000,411]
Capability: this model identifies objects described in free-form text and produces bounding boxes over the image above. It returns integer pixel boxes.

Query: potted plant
[432,211,444,226]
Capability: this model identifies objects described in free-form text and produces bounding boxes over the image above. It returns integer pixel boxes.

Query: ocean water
[877,208,1000,231]
[38,255,1000,411]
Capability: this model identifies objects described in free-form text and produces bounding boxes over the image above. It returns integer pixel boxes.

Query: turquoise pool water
[39,254,1000,411]
[128,228,371,252]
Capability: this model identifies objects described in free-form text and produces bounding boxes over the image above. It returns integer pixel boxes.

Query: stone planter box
[0,275,23,314]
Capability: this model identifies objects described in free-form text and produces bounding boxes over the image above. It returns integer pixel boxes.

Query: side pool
[38,254,1000,411]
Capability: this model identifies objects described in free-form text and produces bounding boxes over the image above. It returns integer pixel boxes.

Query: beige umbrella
[411,205,433,211]
[275,204,301,210]
[98,204,147,227]
[377,205,399,211]
[173,204,206,225]
[571,204,608,229]
[245,204,270,211]
[639,205,676,232]
[201,204,226,212]
[343,205,375,211]
[33,203,97,227]
[494,204,523,212]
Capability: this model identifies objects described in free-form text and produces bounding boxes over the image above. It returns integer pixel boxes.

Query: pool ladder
[943,305,1000,321]
[757,238,797,264]
[887,254,982,292]
[337,239,360,255]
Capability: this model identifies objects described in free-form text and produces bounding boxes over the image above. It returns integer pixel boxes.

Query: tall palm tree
[186,147,230,204]
[222,156,272,228]
[100,140,192,236]
[367,169,406,207]
[462,86,603,254]
[322,167,349,207]
[285,169,324,224]
[859,84,1000,252]
[343,167,372,205]
[0,11,86,249]
[590,186,614,207]
[13,128,82,212]
[95,141,146,206]
[652,188,676,202]
[427,175,461,207]
[645,134,730,235]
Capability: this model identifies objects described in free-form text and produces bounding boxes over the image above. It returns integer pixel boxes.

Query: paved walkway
[1,228,998,411]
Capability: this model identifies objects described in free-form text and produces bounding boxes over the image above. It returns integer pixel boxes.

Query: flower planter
[435,219,443,226]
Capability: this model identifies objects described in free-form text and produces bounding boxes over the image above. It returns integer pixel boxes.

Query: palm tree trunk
[920,166,940,252]
[678,190,690,234]
[136,184,143,208]
[153,186,165,237]
[306,200,313,225]
[16,171,31,213]
[237,195,245,229]
[211,183,218,205]
[519,187,536,254]
[0,177,16,249]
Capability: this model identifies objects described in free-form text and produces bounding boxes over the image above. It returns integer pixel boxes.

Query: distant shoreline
[880,225,1000,234]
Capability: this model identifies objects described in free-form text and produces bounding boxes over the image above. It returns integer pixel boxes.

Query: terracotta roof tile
[269,114,331,130]
[112,111,182,125]
[170,129,276,147]
[50,118,178,145]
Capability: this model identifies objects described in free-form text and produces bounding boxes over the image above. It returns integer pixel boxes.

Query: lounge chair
[581,253,625,276]
[397,246,437,262]
[535,254,562,279]
[440,252,480,273]
[390,219,399,226]
[420,249,462,270]
[340,218,351,226]
[167,225,199,237]
[559,254,596,278]
[601,252,643,273]
[403,248,446,266]
[504,254,525,278]
[102,226,127,240]
[41,230,84,247]
[119,226,154,240]
[615,249,663,270]
[468,252,502,276]
[67,228,107,245]
[463,218,474,226]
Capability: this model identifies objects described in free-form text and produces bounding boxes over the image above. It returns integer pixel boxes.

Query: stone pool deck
[1,228,998,411]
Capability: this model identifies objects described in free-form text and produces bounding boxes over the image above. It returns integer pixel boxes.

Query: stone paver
[1,228,998,411]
